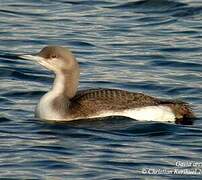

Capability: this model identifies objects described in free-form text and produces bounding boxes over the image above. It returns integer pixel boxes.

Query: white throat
[36,72,66,120]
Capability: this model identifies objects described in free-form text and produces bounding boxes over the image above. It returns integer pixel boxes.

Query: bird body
[19,46,194,124]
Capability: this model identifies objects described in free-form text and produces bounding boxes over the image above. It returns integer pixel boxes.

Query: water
[0,0,202,179]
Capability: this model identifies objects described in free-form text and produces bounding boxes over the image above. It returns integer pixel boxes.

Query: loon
[19,46,194,125]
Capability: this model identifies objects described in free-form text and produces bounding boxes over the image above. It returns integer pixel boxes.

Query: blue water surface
[0,0,202,179]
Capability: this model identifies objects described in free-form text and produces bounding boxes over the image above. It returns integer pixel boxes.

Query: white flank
[90,105,176,122]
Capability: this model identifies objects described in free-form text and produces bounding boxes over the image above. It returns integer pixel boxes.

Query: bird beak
[19,54,45,62]
[19,54,54,71]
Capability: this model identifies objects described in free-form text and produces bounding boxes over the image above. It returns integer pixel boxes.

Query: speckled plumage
[68,88,194,124]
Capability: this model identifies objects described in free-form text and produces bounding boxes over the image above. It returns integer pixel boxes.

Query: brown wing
[69,88,161,117]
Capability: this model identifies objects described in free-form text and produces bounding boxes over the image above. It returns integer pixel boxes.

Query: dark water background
[0,0,202,179]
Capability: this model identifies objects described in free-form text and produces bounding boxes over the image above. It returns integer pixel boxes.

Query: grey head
[20,46,79,75]
[20,45,80,98]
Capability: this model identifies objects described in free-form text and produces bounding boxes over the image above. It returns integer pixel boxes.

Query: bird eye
[51,55,57,58]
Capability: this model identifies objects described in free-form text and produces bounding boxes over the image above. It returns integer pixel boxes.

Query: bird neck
[53,64,80,99]
[35,61,80,120]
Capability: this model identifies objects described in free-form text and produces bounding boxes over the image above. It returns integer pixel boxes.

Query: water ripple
[0,0,202,179]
